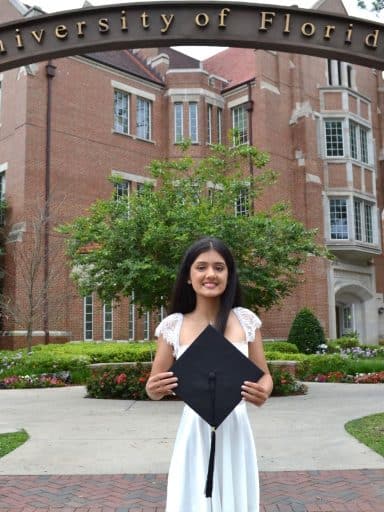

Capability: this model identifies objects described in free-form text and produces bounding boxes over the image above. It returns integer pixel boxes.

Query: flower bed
[305,371,384,384]
[0,372,70,389]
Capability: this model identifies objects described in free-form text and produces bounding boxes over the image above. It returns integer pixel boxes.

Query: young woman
[146,237,273,512]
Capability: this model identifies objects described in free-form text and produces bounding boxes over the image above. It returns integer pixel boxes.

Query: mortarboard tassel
[205,426,216,497]
[205,371,217,498]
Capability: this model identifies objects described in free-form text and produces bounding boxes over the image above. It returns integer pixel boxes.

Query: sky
[28,0,384,59]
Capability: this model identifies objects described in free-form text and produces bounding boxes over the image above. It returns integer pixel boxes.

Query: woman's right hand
[146,371,178,400]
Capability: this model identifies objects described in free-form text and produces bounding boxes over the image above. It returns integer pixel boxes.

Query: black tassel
[205,427,216,497]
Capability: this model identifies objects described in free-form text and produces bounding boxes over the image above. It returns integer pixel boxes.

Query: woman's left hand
[241,381,269,406]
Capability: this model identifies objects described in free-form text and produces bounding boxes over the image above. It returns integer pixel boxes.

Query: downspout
[246,80,255,214]
[44,61,56,345]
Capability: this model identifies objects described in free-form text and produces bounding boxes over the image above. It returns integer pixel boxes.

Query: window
[189,102,198,143]
[207,104,213,144]
[84,295,93,341]
[364,203,373,243]
[103,302,113,340]
[143,310,150,341]
[136,96,151,140]
[217,107,223,144]
[329,198,348,239]
[342,304,354,333]
[0,170,5,226]
[235,189,249,216]
[331,197,375,244]
[327,60,353,88]
[114,90,129,134]
[354,199,362,241]
[360,127,369,164]
[174,102,183,143]
[325,120,344,157]
[0,78,2,125]
[349,121,369,164]
[232,104,248,145]
[128,292,136,340]
[347,64,353,88]
[114,179,131,200]
[349,121,358,160]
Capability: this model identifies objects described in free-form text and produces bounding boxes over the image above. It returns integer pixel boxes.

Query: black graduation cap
[169,324,264,498]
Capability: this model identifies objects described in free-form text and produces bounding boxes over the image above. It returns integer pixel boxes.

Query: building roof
[84,50,164,86]
[203,48,256,89]
[157,47,201,69]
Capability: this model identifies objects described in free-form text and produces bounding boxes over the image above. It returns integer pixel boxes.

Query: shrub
[86,363,151,399]
[269,367,307,396]
[264,341,299,354]
[288,308,326,354]
[297,354,384,380]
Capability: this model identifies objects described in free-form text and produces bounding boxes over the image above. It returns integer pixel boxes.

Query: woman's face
[189,249,228,299]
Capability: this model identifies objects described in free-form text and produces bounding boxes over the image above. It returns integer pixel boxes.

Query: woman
[146,237,273,512]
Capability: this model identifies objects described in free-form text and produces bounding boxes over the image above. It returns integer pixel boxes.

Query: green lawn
[345,413,384,457]
[0,430,29,458]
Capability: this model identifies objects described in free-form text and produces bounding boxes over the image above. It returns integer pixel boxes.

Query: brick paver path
[0,469,383,512]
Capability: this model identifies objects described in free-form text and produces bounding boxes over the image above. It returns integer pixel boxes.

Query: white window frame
[207,104,213,144]
[143,310,150,341]
[232,104,248,145]
[103,302,113,341]
[0,74,3,127]
[0,168,6,226]
[329,197,349,240]
[136,96,152,141]
[349,120,370,164]
[128,291,136,340]
[235,188,249,216]
[325,119,344,158]
[114,89,130,135]
[84,295,93,341]
[174,102,183,143]
[114,179,131,200]
[217,107,223,144]
[189,102,198,143]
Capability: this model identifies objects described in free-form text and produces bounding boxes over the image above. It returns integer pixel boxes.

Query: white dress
[155,307,261,512]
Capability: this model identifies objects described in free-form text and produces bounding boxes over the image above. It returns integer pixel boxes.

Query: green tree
[59,142,327,313]
[288,307,326,354]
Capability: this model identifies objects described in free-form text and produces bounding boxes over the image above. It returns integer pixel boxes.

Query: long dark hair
[169,237,242,333]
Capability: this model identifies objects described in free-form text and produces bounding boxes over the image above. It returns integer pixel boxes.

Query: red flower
[115,373,127,385]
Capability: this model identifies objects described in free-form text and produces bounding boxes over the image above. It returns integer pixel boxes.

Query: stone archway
[335,283,375,343]
[1,3,384,72]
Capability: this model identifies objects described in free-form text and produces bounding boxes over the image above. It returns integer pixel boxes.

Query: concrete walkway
[0,383,383,511]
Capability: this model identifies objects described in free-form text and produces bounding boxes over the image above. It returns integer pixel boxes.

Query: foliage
[0,373,69,389]
[288,308,326,354]
[346,413,384,458]
[0,342,157,384]
[0,430,29,458]
[59,142,326,312]
[264,341,299,354]
[357,0,384,12]
[297,354,384,380]
[86,363,151,399]
[268,367,307,396]
[0,198,68,352]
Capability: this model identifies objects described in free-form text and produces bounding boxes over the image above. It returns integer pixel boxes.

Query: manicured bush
[268,367,307,396]
[86,363,151,399]
[288,308,326,354]
[0,342,157,384]
[264,341,299,354]
[297,354,384,380]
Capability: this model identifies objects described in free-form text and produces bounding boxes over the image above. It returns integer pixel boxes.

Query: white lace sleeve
[233,307,262,342]
[154,313,183,355]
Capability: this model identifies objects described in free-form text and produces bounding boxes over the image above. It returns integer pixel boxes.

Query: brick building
[1,0,384,348]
